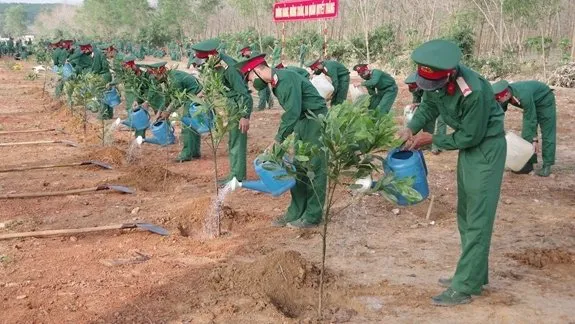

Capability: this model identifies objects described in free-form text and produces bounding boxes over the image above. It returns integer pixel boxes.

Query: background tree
[3,5,27,36]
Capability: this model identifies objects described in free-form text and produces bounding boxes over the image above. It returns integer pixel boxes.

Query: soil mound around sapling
[208,250,334,319]
[113,165,189,192]
[85,147,126,166]
[507,248,575,268]
[170,196,213,231]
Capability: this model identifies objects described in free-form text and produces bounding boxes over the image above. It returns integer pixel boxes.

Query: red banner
[273,0,339,22]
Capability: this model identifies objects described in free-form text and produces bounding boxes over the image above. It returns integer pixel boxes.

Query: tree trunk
[571,19,575,59]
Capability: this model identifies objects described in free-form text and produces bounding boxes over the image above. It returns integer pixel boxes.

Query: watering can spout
[354,175,375,193]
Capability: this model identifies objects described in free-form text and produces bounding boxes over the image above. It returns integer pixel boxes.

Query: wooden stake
[426,195,435,221]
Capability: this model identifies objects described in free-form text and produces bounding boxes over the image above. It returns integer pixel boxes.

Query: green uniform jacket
[52,48,67,67]
[322,60,350,91]
[272,69,327,142]
[68,49,93,74]
[165,70,203,112]
[411,89,423,104]
[500,81,554,141]
[286,66,310,79]
[91,49,112,83]
[362,69,396,96]
[220,54,253,119]
[408,64,505,150]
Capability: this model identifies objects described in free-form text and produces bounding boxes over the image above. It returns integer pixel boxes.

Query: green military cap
[411,39,462,90]
[491,80,509,95]
[141,61,167,69]
[404,72,418,84]
[235,53,267,76]
[122,55,136,63]
[191,38,221,58]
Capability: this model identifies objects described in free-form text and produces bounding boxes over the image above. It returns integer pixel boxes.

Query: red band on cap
[275,63,285,69]
[495,87,510,101]
[80,45,92,53]
[354,65,369,74]
[239,56,267,74]
[195,50,218,59]
[149,66,167,76]
[418,65,454,80]
[309,60,321,70]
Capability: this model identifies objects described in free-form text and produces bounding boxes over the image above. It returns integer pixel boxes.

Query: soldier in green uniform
[239,45,273,110]
[275,63,310,79]
[492,80,556,177]
[68,43,94,75]
[92,45,114,119]
[147,62,204,162]
[119,57,148,138]
[192,39,253,182]
[308,58,350,106]
[399,40,506,306]
[298,40,307,68]
[352,64,397,115]
[405,72,447,154]
[236,54,327,229]
[54,40,73,97]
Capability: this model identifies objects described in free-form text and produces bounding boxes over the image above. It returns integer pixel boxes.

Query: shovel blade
[83,160,112,170]
[107,185,135,194]
[136,223,169,236]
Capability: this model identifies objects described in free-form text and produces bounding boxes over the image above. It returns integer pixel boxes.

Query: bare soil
[0,58,574,324]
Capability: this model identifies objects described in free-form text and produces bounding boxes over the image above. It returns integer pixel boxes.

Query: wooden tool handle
[0,163,80,173]
[0,129,56,135]
[0,140,56,147]
[0,187,99,199]
[0,224,128,240]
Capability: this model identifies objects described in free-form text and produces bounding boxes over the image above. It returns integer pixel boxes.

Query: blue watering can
[384,148,429,205]
[103,87,121,107]
[121,106,150,131]
[181,103,214,134]
[229,158,296,197]
[143,120,176,146]
[62,62,74,80]
[355,148,429,206]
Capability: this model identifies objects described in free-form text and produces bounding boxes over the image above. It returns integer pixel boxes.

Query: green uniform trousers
[227,123,247,181]
[369,86,398,115]
[524,93,556,166]
[452,134,506,295]
[284,116,327,224]
[257,86,273,110]
[179,107,201,159]
[331,75,350,106]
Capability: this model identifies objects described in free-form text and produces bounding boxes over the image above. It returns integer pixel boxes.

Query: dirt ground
[0,58,574,324]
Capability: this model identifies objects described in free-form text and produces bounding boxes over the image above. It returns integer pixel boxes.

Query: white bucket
[403,104,418,127]
[349,85,365,103]
[311,74,334,100]
[505,131,535,172]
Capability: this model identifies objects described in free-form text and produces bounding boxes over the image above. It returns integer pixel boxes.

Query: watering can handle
[418,150,428,176]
